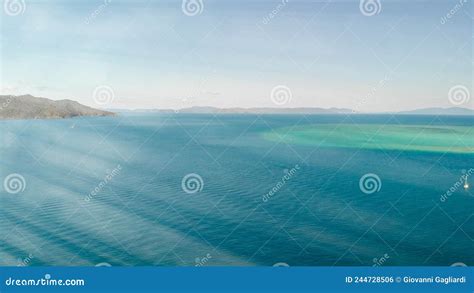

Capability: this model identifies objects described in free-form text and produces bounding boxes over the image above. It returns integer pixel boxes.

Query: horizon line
[3,94,474,113]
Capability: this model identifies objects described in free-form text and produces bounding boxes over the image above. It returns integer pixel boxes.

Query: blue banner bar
[0,267,472,292]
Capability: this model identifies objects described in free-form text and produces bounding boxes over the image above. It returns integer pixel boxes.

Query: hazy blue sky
[1,0,472,111]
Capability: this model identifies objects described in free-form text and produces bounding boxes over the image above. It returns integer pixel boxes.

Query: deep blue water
[0,114,473,266]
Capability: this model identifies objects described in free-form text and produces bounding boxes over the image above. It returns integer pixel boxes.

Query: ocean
[0,114,472,266]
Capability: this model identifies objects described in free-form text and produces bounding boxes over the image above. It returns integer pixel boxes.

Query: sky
[0,0,472,112]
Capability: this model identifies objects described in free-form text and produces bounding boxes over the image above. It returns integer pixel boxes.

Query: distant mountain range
[0,94,472,120]
[113,106,474,115]
[147,106,354,114]
[0,95,115,120]
[396,107,474,115]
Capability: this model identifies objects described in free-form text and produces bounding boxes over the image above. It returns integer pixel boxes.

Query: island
[0,94,115,120]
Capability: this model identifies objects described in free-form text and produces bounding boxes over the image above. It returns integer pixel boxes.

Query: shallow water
[0,114,473,266]
[264,124,474,154]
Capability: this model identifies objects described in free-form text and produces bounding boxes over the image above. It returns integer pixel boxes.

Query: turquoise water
[0,114,473,266]
[264,124,474,154]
